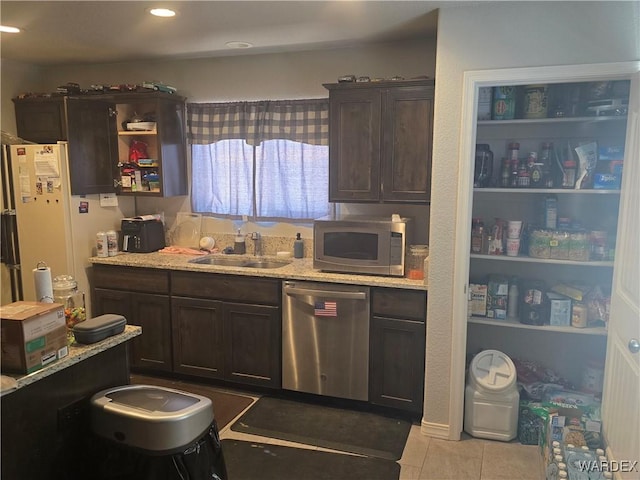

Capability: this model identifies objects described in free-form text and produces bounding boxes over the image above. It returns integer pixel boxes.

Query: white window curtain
[188,100,330,221]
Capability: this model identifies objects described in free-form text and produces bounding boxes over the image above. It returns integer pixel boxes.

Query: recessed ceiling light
[0,25,21,33]
[226,41,253,49]
[149,8,176,17]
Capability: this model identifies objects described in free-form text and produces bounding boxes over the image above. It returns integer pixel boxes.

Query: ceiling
[0,1,441,67]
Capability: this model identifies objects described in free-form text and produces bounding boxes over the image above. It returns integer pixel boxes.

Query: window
[188,100,330,221]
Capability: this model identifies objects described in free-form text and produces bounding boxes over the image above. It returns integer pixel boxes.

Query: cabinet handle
[629,339,640,354]
[113,178,122,188]
[284,286,367,300]
[108,107,117,118]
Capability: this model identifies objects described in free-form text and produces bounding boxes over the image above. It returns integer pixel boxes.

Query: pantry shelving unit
[466,83,628,385]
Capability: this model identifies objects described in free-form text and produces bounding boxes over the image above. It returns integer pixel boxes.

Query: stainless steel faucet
[250,232,261,256]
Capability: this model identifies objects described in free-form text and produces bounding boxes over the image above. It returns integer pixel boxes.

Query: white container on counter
[106,230,118,256]
[96,231,108,258]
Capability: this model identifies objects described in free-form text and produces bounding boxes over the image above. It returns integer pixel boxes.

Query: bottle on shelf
[500,157,511,188]
[543,195,558,229]
[471,218,486,254]
[539,142,555,188]
[526,151,537,171]
[507,142,520,188]
[474,144,494,188]
[517,159,530,187]
[507,277,519,320]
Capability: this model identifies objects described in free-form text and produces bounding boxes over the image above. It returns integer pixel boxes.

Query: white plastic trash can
[464,349,519,441]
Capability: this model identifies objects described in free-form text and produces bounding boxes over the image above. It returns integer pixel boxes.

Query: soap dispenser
[293,233,304,258]
[234,228,246,254]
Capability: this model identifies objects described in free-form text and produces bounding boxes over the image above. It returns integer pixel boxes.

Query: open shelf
[470,253,614,267]
[118,130,157,136]
[468,315,607,336]
[477,115,627,127]
[474,188,621,195]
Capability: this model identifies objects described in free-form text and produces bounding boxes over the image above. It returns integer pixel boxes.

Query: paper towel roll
[33,263,54,303]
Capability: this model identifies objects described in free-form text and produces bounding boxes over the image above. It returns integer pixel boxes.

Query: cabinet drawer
[371,288,427,322]
[171,271,280,305]
[92,265,169,294]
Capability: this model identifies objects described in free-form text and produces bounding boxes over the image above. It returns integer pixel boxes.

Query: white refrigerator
[1,142,135,315]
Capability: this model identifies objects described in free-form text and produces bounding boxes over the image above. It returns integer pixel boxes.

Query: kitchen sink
[242,260,291,269]
[189,255,291,269]
[190,256,250,267]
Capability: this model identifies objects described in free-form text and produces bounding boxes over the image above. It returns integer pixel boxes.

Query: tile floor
[219,391,545,480]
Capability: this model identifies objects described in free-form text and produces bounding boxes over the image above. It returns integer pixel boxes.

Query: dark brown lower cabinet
[171,298,280,387]
[171,297,225,379]
[170,271,281,389]
[369,288,427,414]
[90,265,428,409]
[92,265,172,373]
[224,302,281,388]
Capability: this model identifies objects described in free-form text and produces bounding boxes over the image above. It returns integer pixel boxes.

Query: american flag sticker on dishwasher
[314,301,337,317]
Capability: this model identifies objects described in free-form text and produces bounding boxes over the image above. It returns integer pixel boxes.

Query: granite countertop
[89,252,428,291]
[0,325,141,396]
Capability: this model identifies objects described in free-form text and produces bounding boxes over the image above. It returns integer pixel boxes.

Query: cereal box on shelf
[468,283,488,317]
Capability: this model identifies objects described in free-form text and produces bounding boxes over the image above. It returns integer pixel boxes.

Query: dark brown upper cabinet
[324,79,434,203]
[13,92,187,197]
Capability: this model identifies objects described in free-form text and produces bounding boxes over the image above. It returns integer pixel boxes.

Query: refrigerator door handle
[1,209,19,265]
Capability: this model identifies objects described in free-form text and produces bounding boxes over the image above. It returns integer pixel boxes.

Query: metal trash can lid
[105,387,200,412]
[91,384,214,453]
[468,349,517,393]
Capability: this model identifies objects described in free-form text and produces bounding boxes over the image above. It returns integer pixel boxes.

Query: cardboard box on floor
[1,301,68,374]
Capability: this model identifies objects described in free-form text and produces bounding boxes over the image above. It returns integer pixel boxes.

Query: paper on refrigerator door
[19,175,31,201]
[34,149,60,177]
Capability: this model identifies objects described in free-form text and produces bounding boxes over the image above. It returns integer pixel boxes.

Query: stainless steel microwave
[313,215,413,277]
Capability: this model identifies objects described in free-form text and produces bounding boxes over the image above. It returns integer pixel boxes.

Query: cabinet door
[93,287,132,319]
[171,297,225,379]
[129,293,172,372]
[328,88,382,202]
[223,302,281,388]
[66,97,118,195]
[382,86,434,203]
[156,97,188,197]
[369,316,425,413]
[13,98,66,143]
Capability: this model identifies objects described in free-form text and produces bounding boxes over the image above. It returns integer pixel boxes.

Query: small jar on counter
[407,245,429,280]
[423,255,430,286]
[53,274,86,344]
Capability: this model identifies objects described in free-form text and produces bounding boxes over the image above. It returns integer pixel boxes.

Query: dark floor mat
[222,439,400,480]
[130,374,255,429]
[230,396,411,460]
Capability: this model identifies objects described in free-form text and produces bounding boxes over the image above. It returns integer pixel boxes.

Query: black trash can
[89,384,227,480]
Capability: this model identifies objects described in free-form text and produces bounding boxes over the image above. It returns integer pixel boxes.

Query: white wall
[0,60,44,135]
[33,41,435,103]
[1,39,435,241]
[426,1,640,438]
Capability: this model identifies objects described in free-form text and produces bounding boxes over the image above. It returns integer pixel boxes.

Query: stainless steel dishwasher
[282,280,370,401]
